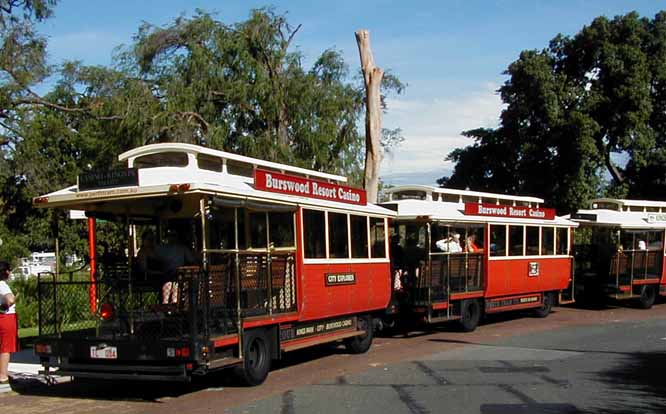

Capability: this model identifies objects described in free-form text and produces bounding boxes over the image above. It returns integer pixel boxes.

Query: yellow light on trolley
[100,303,115,321]
[168,183,191,193]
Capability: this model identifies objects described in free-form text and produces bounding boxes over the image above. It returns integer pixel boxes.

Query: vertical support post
[88,217,97,314]
[235,208,243,359]
[426,223,432,316]
[126,216,134,335]
[266,212,273,315]
[199,197,209,339]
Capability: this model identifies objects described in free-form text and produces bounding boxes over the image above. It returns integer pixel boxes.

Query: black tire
[235,329,271,386]
[459,299,481,332]
[533,292,554,318]
[344,315,374,354]
[637,285,657,310]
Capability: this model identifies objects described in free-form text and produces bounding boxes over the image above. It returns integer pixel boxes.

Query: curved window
[134,152,189,169]
[227,160,254,177]
[198,154,223,172]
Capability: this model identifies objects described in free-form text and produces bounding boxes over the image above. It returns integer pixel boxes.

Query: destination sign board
[78,168,138,191]
[571,213,598,222]
[254,169,367,206]
[464,202,556,220]
[647,213,666,223]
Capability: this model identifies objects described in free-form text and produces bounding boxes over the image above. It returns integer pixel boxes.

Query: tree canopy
[439,11,666,213]
[0,5,403,262]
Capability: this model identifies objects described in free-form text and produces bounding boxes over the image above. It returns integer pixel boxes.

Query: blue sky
[38,0,666,184]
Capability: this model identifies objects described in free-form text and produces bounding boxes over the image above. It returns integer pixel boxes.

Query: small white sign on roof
[68,210,87,220]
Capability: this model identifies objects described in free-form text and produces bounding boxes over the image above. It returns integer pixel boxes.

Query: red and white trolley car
[32,143,394,384]
[569,198,666,308]
[381,186,578,331]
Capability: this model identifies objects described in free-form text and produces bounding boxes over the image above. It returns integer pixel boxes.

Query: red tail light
[100,303,114,320]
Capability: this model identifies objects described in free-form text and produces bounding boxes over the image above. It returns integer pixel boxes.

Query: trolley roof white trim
[589,198,666,211]
[382,186,576,227]
[568,198,666,229]
[385,185,544,206]
[119,143,348,183]
[34,144,394,216]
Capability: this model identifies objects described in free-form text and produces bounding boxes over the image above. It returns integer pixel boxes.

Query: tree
[355,29,383,203]
[0,8,404,258]
[440,11,666,212]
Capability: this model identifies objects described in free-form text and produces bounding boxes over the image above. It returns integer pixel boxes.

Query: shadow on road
[7,342,350,402]
[586,351,666,414]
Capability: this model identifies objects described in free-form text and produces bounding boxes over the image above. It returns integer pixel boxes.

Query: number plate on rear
[90,346,117,359]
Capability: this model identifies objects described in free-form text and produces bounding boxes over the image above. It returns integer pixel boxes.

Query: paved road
[2,303,665,413]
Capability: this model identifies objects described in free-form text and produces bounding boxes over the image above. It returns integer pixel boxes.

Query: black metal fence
[402,252,485,306]
[610,250,663,287]
[38,252,297,341]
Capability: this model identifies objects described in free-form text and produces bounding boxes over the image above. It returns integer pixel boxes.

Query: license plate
[90,346,117,359]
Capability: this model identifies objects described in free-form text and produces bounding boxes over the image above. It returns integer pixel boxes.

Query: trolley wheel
[235,329,272,386]
[344,315,374,354]
[459,299,481,332]
[533,292,554,318]
[637,285,657,309]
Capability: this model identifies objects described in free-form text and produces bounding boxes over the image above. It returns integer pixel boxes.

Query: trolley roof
[382,185,576,227]
[33,143,394,217]
[385,185,544,205]
[568,198,666,229]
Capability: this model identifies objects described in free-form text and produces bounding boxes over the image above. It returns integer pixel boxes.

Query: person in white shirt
[0,261,17,385]
[435,233,462,253]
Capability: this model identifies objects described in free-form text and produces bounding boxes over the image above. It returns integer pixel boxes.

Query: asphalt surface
[232,317,666,414]
[1,303,665,414]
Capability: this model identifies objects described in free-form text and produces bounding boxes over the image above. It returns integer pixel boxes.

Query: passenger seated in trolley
[637,239,647,250]
[435,233,462,253]
[136,230,157,274]
[466,233,482,253]
[153,227,197,304]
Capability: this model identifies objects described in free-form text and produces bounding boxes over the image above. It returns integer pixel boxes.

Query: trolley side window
[490,225,506,256]
[541,227,555,255]
[227,159,254,177]
[648,231,664,251]
[370,217,387,258]
[328,212,349,258]
[556,227,569,255]
[350,215,369,258]
[198,154,223,172]
[134,152,189,169]
[208,206,237,249]
[303,209,326,258]
[249,212,268,248]
[526,226,540,255]
[466,224,485,253]
[269,211,295,248]
[509,225,524,256]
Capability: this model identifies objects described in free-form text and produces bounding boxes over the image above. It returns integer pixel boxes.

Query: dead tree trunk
[355,29,384,204]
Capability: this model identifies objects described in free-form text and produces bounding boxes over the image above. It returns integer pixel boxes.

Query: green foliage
[0,7,404,262]
[10,272,92,330]
[10,276,39,328]
[440,11,666,213]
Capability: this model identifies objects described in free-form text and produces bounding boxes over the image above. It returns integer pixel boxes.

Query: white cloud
[381,83,503,184]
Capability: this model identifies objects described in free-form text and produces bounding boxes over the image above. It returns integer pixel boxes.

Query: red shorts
[0,313,18,353]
